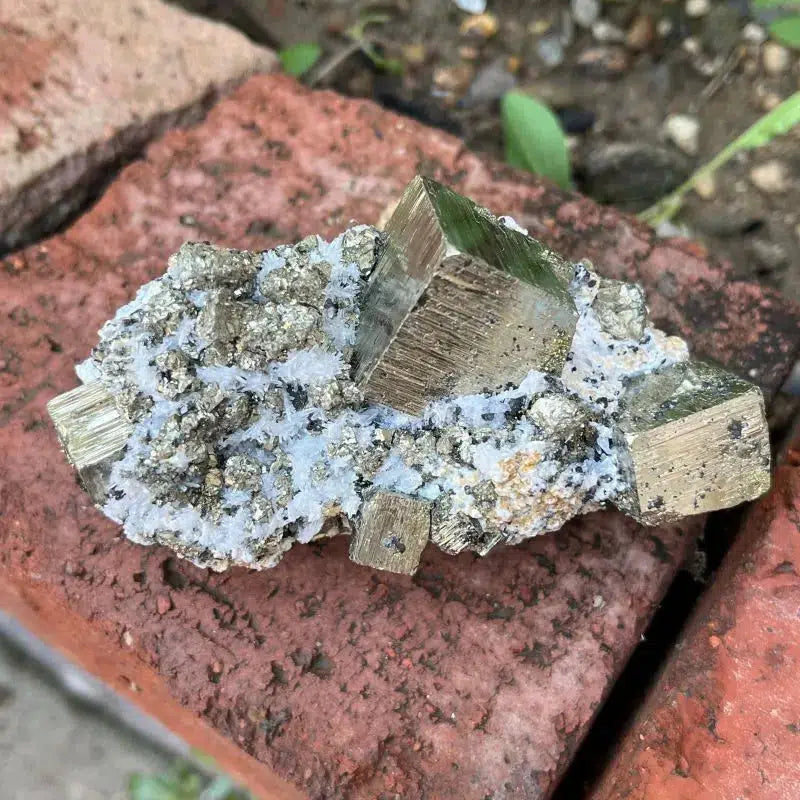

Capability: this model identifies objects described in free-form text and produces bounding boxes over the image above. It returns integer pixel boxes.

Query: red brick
[0,0,275,249]
[0,75,798,799]
[592,436,800,800]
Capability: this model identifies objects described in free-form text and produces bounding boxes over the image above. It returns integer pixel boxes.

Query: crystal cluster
[48,177,771,574]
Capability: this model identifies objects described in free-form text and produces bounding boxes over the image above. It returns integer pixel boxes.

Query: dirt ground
[175,0,800,307]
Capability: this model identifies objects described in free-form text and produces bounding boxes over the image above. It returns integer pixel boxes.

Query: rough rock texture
[0,0,276,251]
[68,225,708,572]
[592,434,800,800]
[1,75,798,799]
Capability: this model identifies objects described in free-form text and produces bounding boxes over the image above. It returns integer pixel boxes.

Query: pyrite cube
[349,490,431,574]
[354,176,577,415]
[47,381,130,504]
[615,361,771,524]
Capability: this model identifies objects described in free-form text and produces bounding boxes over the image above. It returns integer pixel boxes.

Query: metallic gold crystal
[349,490,431,574]
[354,175,577,414]
[430,514,504,556]
[615,361,771,525]
[47,381,130,503]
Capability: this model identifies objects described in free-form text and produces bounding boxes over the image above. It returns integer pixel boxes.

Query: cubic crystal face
[46,176,772,574]
[349,490,431,575]
[353,176,578,414]
[615,361,771,524]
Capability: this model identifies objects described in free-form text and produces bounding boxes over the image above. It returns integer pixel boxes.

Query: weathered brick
[0,75,797,799]
[0,0,275,250]
[591,433,800,800]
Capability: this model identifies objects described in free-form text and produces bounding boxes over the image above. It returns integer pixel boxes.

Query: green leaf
[129,774,182,800]
[501,91,571,189]
[129,763,210,800]
[278,43,322,78]
[752,0,800,8]
[736,90,800,149]
[769,15,800,48]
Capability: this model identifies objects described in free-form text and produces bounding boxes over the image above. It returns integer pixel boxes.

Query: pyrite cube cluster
[47,176,771,576]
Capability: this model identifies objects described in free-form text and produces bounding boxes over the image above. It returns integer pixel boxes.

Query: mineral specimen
[48,177,771,575]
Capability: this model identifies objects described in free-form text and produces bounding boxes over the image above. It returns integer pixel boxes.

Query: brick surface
[0,0,275,250]
[0,75,798,800]
[592,436,800,800]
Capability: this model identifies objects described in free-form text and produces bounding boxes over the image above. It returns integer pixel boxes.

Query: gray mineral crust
[48,177,771,575]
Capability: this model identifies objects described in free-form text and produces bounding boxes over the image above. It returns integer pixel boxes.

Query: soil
[174,0,800,307]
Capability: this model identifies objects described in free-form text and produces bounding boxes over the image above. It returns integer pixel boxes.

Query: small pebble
[664,113,700,156]
[571,0,601,29]
[685,0,710,18]
[763,41,791,75]
[695,54,724,78]
[742,22,767,45]
[755,86,783,111]
[459,12,498,38]
[657,18,674,38]
[743,57,759,76]
[433,63,475,93]
[682,36,701,56]
[452,0,486,13]
[592,19,626,43]
[460,60,516,107]
[402,43,427,66]
[626,14,656,51]
[750,159,789,194]
[693,173,716,199]
[576,45,630,77]
[537,33,566,68]
[528,19,551,36]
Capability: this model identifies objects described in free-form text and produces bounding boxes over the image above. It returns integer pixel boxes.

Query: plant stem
[639,91,800,226]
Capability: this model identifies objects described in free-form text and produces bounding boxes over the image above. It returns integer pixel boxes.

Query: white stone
[685,0,710,18]
[571,0,601,29]
[693,173,716,200]
[682,36,701,56]
[763,41,791,75]
[742,23,767,45]
[664,113,700,156]
[750,160,789,194]
[452,0,486,13]
[592,20,626,43]
[657,18,673,38]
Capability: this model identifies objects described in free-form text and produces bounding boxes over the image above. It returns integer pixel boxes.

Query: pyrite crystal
[48,177,771,575]
[354,176,577,414]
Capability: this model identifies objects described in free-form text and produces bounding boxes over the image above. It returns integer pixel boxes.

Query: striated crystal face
[48,177,771,575]
[353,176,577,414]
